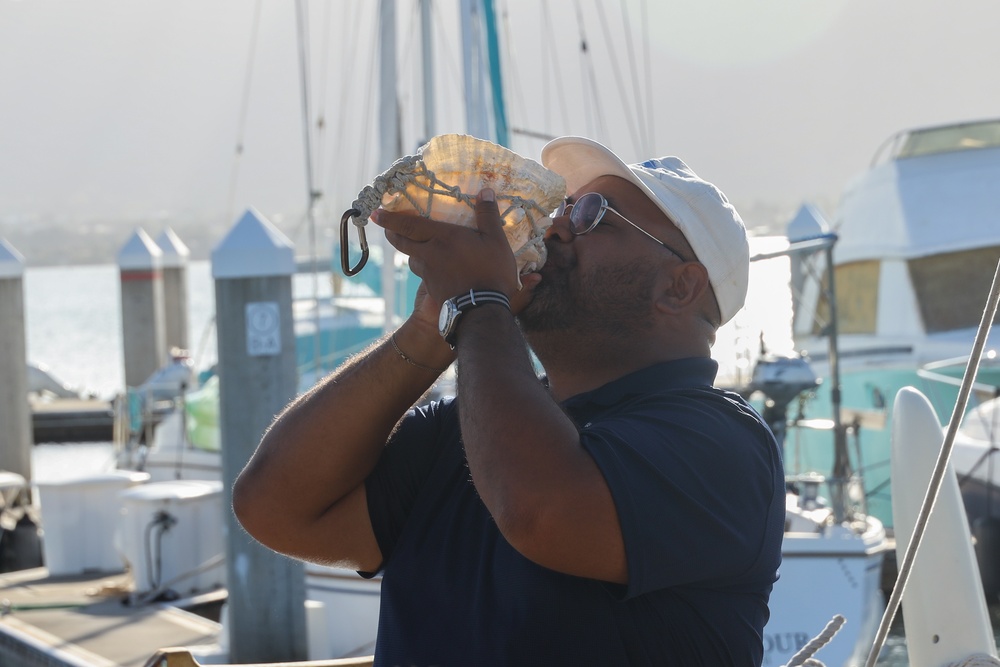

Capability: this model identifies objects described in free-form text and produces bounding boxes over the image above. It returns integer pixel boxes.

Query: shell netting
[347,153,553,231]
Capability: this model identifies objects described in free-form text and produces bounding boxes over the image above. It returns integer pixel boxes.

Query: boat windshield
[909,245,1000,333]
[810,246,1000,336]
[895,119,1000,160]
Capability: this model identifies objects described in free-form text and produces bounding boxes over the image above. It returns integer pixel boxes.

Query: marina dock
[0,567,221,667]
[30,397,115,444]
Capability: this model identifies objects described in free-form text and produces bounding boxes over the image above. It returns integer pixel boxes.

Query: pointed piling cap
[0,238,26,279]
[118,228,163,271]
[156,228,190,268]
[211,208,295,279]
[787,203,829,243]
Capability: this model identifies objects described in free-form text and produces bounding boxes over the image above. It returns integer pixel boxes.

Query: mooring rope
[782,614,846,667]
[948,655,1000,667]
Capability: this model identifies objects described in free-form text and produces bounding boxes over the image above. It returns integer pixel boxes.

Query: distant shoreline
[1,198,817,268]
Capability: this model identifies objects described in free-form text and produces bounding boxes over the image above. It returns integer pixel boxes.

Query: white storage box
[118,479,225,597]
[35,470,150,576]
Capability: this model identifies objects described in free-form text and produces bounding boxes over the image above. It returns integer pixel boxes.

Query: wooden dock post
[118,229,167,388]
[212,209,307,663]
[156,227,190,354]
[0,239,32,482]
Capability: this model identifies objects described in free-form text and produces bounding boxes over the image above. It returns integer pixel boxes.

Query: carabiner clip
[340,208,370,276]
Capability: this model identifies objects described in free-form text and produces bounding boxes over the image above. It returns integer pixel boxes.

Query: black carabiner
[340,208,370,276]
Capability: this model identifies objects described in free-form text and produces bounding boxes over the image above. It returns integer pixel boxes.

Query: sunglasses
[553,192,689,261]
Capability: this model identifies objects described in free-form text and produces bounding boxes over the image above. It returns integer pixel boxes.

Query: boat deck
[0,567,221,667]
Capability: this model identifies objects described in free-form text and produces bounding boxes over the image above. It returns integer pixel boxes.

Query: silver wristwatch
[438,289,511,348]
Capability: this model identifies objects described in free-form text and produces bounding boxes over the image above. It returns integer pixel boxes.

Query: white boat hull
[764,518,887,667]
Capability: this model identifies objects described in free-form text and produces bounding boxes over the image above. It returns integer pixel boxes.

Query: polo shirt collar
[561,357,720,410]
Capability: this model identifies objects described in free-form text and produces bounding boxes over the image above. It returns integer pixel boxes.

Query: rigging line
[616,0,647,148]
[328,0,361,202]
[313,0,334,191]
[358,6,380,198]
[295,0,323,378]
[538,1,552,134]
[572,0,597,138]
[225,0,263,227]
[640,0,654,148]
[295,0,319,211]
[594,0,641,154]
[539,0,571,134]
[431,0,464,130]
[542,2,570,134]
[401,0,421,149]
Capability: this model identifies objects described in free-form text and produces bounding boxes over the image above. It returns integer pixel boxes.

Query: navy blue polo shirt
[364,357,784,666]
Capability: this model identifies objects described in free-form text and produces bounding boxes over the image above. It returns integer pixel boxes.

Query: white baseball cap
[541,136,750,325]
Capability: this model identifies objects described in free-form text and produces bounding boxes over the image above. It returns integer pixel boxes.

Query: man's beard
[518,254,658,339]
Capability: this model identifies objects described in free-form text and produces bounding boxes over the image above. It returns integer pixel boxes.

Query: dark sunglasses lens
[570,194,603,234]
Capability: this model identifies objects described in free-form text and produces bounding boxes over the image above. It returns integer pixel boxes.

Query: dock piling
[156,228,191,354]
[0,239,32,483]
[211,208,307,663]
[118,229,167,388]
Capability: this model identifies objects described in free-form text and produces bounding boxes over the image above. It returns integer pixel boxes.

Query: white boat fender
[890,387,997,667]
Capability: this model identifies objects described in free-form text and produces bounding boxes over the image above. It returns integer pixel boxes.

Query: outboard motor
[746,352,820,447]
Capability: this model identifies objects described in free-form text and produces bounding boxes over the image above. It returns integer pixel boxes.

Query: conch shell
[380,134,565,274]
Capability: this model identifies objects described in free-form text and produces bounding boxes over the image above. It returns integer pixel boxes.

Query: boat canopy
[833,119,1000,267]
[795,119,1000,338]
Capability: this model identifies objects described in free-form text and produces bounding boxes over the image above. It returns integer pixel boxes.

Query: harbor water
[18,254,998,665]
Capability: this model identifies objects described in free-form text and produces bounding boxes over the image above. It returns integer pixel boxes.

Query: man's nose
[545,215,574,243]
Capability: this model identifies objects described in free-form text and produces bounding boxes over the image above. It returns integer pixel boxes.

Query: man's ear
[654,262,712,315]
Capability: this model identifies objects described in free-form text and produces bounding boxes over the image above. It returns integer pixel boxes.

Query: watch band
[441,289,512,347]
[453,289,510,311]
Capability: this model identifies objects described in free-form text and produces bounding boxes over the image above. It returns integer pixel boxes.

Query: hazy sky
[2,0,999,237]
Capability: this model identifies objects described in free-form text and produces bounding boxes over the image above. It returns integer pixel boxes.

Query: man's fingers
[372,209,436,241]
[474,189,507,241]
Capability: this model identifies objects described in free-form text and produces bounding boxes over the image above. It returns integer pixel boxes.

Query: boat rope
[782,614,845,667]
[863,257,1000,667]
[347,154,424,225]
[948,656,1000,667]
[593,0,642,154]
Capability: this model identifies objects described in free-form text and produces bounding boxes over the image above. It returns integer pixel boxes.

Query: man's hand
[373,189,541,311]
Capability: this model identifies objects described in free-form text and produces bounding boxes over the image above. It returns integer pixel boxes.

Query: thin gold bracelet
[390,333,449,373]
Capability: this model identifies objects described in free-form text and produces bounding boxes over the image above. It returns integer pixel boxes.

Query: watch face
[439,300,455,335]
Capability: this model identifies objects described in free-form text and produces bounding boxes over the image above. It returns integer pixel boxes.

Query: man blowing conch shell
[234,136,784,667]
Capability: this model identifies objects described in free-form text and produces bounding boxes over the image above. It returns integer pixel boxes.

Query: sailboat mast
[420,0,435,143]
[379,0,400,332]
[482,0,508,147]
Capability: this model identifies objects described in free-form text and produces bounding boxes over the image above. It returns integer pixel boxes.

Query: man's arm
[232,306,454,572]
[456,306,628,583]
[374,193,627,584]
